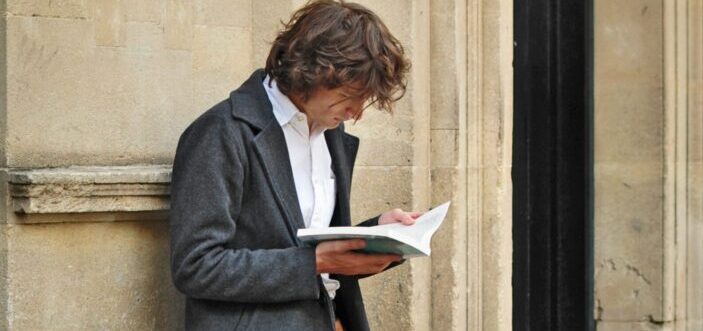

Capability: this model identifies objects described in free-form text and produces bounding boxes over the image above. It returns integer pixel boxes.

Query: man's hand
[315,239,401,275]
[378,208,423,225]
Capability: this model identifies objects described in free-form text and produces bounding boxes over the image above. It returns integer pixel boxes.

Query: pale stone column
[681,1,703,329]
[430,0,469,330]
[595,0,703,330]
[429,0,513,330]
[594,0,667,329]
[471,1,514,330]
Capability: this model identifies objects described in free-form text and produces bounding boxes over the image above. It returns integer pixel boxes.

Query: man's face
[294,85,367,132]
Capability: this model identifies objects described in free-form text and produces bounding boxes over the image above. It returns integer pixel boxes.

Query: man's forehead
[338,81,369,97]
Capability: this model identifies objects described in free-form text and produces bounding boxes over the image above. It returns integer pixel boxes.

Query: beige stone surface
[0,218,8,331]
[429,0,462,130]
[192,25,252,111]
[350,0,411,44]
[124,21,165,52]
[1,220,183,331]
[5,15,196,167]
[475,1,514,331]
[5,166,171,217]
[163,0,193,51]
[686,2,703,329]
[594,0,667,324]
[194,0,251,27]
[430,130,458,169]
[7,0,89,19]
[428,0,470,330]
[595,0,663,164]
[350,166,414,225]
[251,0,290,69]
[8,166,170,184]
[0,1,7,167]
[359,264,414,331]
[346,108,416,167]
[430,168,467,331]
[122,0,164,23]
[8,211,168,225]
[94,0,126,47]
[596,321,671,331]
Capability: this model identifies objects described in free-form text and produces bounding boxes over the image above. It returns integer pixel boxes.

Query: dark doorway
[512,0,593,330]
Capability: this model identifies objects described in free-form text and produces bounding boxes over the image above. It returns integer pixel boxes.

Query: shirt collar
[263,75,301,127]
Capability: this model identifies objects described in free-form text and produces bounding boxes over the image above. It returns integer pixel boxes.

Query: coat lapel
[325,126,359,227]
[230,70,306,243]
[229,70,361,235]
[252,124,307,234]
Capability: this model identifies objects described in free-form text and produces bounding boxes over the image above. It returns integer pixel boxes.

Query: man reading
[169,1,419,330]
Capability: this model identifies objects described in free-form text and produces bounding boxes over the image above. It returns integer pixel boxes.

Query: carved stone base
[7,165,171,214]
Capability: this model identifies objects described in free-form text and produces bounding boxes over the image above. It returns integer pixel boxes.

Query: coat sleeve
[169,114,319,303]
[356,216,379,227]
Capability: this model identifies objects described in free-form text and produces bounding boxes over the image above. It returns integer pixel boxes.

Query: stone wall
[594,0,703,330]
[0,1,513,330]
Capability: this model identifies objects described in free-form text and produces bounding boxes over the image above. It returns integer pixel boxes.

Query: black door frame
[512,0,594,330]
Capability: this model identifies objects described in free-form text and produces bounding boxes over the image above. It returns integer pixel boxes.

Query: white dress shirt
[262,75,340,299]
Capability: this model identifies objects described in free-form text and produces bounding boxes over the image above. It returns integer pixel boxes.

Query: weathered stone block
[194,0,251,27]
[7,166,171,215]
[429,0,461,130]
[595,84,663,164]
[430,167,467,331]
[251,0,290,68]
[2,221,183,330]
[345,103,416,167]
[94,0,126,47]
[431,129,458,168]
[594,164,664,320]
[360,264,414,331]
[164,0,193,50]
[124,21,164,52]
[6,16,193,167]
[7,0,89,19]
[596,321,667,331]
[192,25,252,111]
[351,0,411,44]
[349,166,413,223]
[595,1,663,81]
[122,0,163,23]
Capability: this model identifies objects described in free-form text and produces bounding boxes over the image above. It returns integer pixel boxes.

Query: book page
[380,201,451,247]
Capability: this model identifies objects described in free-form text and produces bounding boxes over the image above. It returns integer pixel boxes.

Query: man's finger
[409,211,423,219]
[399,213,416,225]
[330,239,366,251]
[360,253,402,264]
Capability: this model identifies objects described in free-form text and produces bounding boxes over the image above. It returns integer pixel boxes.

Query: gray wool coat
[169,70,383,331]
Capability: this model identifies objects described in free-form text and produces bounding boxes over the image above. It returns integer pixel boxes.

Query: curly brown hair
[265,0,410,113]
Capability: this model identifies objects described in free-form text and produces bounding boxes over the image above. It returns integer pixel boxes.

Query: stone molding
[7,165,171,214]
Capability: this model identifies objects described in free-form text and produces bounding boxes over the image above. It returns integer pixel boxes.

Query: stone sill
[8,165,172,214]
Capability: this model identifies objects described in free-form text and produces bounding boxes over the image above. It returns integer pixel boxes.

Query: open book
[297,201,451,258]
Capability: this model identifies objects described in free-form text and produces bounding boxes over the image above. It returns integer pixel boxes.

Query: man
[169,1,418,330]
